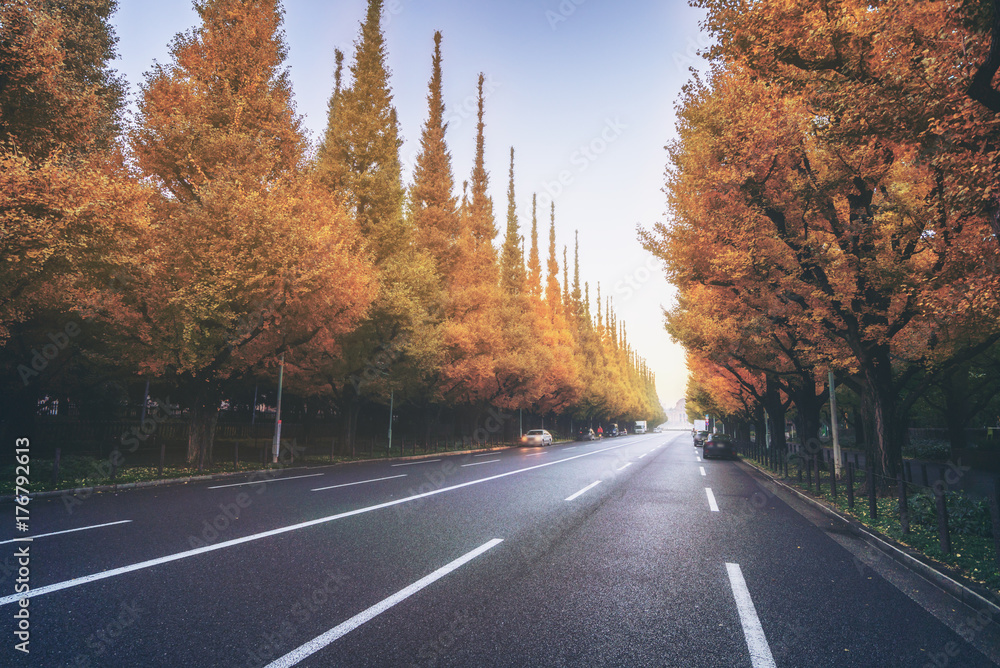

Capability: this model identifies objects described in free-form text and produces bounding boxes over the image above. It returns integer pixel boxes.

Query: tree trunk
[339,390,360,457]
[187,400,219,468]
[860,343,902,481]
[765,374,787,450]
[754,405,767,451]
[942,371,969,460]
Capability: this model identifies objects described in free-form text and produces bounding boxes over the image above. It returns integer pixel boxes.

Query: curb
[736,458,1000,619]
[0,443,521,503]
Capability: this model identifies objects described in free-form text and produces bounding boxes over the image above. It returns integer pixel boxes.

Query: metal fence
[736,438,1000,573]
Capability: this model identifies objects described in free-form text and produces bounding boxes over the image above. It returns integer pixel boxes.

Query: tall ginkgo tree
[315,0,439,450]
[132,0,375,466]
[0,0,145,439]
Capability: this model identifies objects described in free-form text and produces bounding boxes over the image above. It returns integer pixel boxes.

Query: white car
[521,429,553,446]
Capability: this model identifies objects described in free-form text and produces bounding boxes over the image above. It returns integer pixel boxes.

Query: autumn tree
[537,204,580,414]
[315,0,438,450]
[644,54,1000,477]
[0,0,142,440]
[0,0,125,160]
[410,31,460,276]
[434,74,505,422]
[493,149,543,413]
[132,0,375,465]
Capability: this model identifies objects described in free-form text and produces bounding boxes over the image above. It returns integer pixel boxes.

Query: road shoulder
[735,459,1000,666]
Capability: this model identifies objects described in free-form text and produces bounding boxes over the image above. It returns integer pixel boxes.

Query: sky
[109,0,712,410]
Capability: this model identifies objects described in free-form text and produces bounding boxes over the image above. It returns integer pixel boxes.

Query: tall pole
[251,383,258,426]
[829,370,842,477]
[140,378,150,423]
[272,353,284,464]
[388,388,393,454]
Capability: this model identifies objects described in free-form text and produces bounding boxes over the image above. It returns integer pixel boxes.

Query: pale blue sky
[111,0,711,409]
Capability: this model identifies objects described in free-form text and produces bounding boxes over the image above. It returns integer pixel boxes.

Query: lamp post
[272,353,284,464]
[388,387,393,454]
[829,370,842,477]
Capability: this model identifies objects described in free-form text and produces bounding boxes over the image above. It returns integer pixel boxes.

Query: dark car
[577,428,596,441]
[607,423,619,437]
[703,432,736,459]
[693,430,709,447]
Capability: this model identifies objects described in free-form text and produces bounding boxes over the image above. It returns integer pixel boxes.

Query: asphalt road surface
[2,432,998,667]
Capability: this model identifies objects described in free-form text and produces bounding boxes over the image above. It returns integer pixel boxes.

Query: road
[1,432,997,667]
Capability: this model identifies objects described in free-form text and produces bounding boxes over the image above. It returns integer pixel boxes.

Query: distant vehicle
[621,427,627,436]
[703,432,736,459]
[521,429,553,446]
[693,430,709,447]
[694,419,708,432]
[634,420,647,434]
[608,423,619,437]
[576,428,595,441]
[653,427,663,433]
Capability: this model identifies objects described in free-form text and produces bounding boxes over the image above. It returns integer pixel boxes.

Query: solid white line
[700,466,706,476]
[390,459,441,467]
[473,452,497,457]
[0,520,132,545]
[565,480,601,501]
[726,563,777,668]
[461,459,499,467]
[615,463,632,471]
[311,475,407,492]
[0,439,636,607]
[207,473,324,489]
[265,539,504,668]
[705,487,720,512]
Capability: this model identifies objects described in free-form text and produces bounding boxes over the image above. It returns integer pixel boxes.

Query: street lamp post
[272,353,284,464]
[829,370,842,477]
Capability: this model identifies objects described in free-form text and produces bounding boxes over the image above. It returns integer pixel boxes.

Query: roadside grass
[0,455,315,495]
[743,454,1000,598]
[0,439,529,495]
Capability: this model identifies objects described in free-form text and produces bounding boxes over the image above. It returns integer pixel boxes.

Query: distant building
[665,398,687,424]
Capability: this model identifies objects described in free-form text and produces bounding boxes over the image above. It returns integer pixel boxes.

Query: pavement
[0,433,997,666]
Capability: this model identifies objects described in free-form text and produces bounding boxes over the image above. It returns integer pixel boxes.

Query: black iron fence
[735,438,1000,575]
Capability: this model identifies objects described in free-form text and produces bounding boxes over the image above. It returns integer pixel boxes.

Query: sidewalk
[737,457,1000,621]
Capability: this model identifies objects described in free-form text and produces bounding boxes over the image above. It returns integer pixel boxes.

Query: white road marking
[473,452,498,457]
[565,480,601,501]
[0,439,636,607]
[390,459,442,467]
[311,475,407,492]
[561,446,578,451]
[0,520,132,545]
[524,452,545,457]
[615,463,632,471]
[696,456,702,462]
[461,459,499,467]
[265,539,504,668]
[638,451,651,459]
[207,473,324,489]
[700,467,706,476]
[705,487,719,512]
[726,563,777,668]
